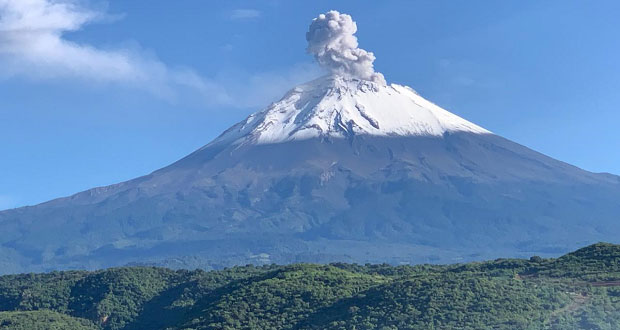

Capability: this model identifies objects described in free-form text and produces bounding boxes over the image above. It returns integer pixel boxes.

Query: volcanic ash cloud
[306,10,386,85]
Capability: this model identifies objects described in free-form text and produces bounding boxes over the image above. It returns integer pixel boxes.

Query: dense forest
[0,243,619,329]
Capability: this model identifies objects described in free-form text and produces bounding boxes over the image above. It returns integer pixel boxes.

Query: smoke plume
[306,10,385,85]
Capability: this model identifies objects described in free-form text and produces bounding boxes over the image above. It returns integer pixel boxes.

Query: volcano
[2,9,620,274]
[1,74,619,274]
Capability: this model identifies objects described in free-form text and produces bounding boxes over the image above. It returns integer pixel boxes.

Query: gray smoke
[306,10,385,85]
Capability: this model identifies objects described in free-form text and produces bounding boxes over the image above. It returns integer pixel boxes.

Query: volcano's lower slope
[1,131,619,273]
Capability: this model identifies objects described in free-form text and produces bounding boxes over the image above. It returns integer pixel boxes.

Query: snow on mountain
[210,75,490,147]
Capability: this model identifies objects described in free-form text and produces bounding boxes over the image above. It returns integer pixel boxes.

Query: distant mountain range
[1,75,619,274]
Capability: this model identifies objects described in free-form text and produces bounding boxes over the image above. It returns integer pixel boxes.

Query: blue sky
[1,0,619,210]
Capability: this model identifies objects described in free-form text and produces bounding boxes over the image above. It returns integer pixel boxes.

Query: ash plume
[306,10,385,85]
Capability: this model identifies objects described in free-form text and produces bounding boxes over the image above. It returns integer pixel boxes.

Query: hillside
[0,243,619,329]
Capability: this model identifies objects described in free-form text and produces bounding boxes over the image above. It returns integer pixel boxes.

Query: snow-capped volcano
[213,75,490,146]
[1,10,619,274]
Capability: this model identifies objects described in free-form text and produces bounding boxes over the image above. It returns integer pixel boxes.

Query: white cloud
[229,9,261,20]
[0,1,326,110]
[0,0,234,103]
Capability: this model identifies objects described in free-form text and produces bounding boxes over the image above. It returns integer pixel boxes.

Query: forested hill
[1,243,619,329]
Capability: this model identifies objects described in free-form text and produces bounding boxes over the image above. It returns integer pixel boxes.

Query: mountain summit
[211,75,489,147]
[0,11,619,274]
